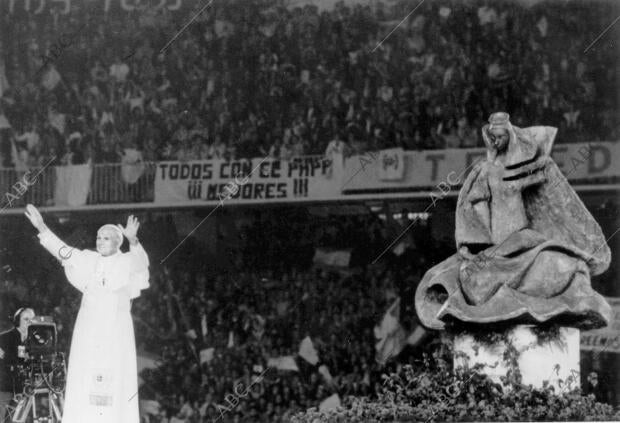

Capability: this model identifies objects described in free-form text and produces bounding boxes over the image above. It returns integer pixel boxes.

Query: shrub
[291,337,620,423]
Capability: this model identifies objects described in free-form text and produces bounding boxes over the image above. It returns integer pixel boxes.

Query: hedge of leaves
[291,339,620,422]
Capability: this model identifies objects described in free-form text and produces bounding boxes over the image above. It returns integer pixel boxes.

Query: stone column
[453,325,580,390]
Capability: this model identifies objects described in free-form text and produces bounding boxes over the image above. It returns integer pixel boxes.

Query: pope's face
[488,127,510,152]
[96,228,120,256]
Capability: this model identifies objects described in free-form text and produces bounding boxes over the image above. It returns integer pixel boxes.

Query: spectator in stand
[324,132,349,159]
[16,121,40,154]
[0,0,616,168]
[0,105,12,166]
[110,56,130,84]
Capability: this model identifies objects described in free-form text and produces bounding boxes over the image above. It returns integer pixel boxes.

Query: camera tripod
[10,353,66,423]
[11,387,63,423]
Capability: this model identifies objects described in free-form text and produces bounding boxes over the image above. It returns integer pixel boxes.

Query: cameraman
[0,307,34,422]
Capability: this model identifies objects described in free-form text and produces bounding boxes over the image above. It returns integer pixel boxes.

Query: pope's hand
[0,347,5,359]
[25,204,47,233]
[117,215,140,244]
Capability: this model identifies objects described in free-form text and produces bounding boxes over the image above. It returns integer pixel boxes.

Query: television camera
[11,316,65,423]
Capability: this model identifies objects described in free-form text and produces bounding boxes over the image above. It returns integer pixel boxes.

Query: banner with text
[581,297,620,354]
[344,141,620,194]
[153,142,620,206]
[154,157,340,205]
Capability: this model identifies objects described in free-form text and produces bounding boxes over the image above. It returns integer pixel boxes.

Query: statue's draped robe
[39,230,149,423]
[415,126,611,330]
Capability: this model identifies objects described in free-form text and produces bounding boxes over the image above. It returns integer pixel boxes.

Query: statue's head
[487,112,511,152]
[482,112,520,162]
[481,112,557,168]
[96,224,123,256]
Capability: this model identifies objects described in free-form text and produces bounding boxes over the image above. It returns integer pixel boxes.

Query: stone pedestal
[453,325,580,390]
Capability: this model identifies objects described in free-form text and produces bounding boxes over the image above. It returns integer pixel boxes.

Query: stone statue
[415,112,611,330]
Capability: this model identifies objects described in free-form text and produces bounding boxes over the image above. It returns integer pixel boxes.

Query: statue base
[453,325,580,390]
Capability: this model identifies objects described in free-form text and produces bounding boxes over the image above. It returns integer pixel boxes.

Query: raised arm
[25,204,94,294]
[116,215,150,299]
[25,204,79,262]
[24,204,49,235]
[117,215,149,271]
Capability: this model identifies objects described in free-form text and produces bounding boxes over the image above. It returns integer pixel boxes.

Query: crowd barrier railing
[87,162,157,205]
[0,142,619,211]
[0,162,158,210]
[0,166,56,210]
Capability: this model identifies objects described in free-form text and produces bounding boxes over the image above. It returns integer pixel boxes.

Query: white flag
[319,394,341,412]
[318,365,334,385]
[201,314,208,337]
[298,336,319,365]
[54,164,93,206]
[139,400,161,416]
[136,352,159,373]
[267,356,299,371]
[407,325,428,346]
[374,297,408,365]
[374,298,400,341]
[313,248,351,268]
[200,348,215,364]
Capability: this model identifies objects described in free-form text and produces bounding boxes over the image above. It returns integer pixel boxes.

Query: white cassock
[38,230,149,423]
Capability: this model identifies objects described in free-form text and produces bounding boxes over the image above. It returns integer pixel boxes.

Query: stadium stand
[0,0,617,169]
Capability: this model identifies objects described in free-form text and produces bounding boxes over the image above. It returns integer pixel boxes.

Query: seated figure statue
[415,112,611,330]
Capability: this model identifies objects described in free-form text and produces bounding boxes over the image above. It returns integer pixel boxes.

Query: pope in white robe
[25,204,149,423]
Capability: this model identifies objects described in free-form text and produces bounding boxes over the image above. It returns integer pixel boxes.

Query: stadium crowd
[0,207,450,422]
[0,0,619,419]
[0,0,618,169]
[1,203,618,421]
